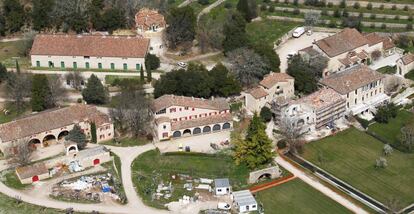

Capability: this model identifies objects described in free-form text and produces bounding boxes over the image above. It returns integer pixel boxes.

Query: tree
[32,0,55,31]
[374,103,398,123]
[87,0,105,30]
[383,144,393,156]
[51,0,88,33]
[147,69,152,83]
[233,114,274,169]
[100,7,126,33]
[251,43,281,72]
[223,11,248,53]
[31,74,54,112]
[6,72,31,113]
[260,106,272,123]
[342,16,362,32]
[209,63,241,97]
[197,14,225,53]
[66,124,87,149]
[65,71,84,91]
[166,6,196,49]
[82,74,108,105]
[371,50,382,61]
[8,138,33,166]
[375,157,387,168]
[3,0,25,33]
[145,53,160,71]
[109,89,153,137]
[140,66,145,82]
[401,117,414,152]
[47,75,67,105]
[304,11,320,28]
[237,0,257,22]
[279,116,305,154]
[227,48,271,87]
[90,122,97,144]
[0,63,8,83]
[17,31,37,57]
[0,14,5,36]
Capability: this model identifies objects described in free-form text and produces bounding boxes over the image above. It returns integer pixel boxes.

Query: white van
[292,27,305,38]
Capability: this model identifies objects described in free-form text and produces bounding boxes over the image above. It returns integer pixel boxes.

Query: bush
[407,24,413,31]
[260,4,267,11]
[370,14,376,19]
[260,106,272,122]
[333,9,341,18]
[198,0,209,5]
[224,2,232,8]
[293,0,298,6]
[379,4,384,10]
[370,23,376,29]
[353,2,360,9]
[404,6,409,11]
[394,15,400,20]
[269,6,275,12]
[391,5,397,10]
[366,3,373,10]
[277,139,287,149]
[356,116,370,129]
[409,16,413,22]
[339,0,345,8]
[292,8,300,15]
[77,98,82,103]
[381,23,387,29]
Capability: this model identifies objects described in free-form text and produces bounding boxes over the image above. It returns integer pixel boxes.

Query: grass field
[0,170,29,190]
[302,127,414,209]
[404,70,414,81]
[377,66,396,74]
[0,192,62,214]
[256,179,351,214]
[368,110,413,149]
[0,41,29,68]
[132,150,250,209]
[246,19,299,46]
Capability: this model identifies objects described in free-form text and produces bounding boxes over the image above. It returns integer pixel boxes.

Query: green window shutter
[123,63,127,70]
[111,63,115,70]
[36,61,40,67]
[73,62,77,69]
[136,64,141,71]
[98,63,102,69]
[61,61,65,68]
[86,62,90,69]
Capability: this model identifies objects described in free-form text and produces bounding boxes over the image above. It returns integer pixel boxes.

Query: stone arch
[213,124,221,131]
[28,139,41,150]
[222,123,231,129]
[258,173,272,181]
[183,129,191,136]
[203,126,211,133]
[248,166,282,184]
[58,130,69,141]
[172,131,181,138]
[193,127,201,135]
[42,135,56,147]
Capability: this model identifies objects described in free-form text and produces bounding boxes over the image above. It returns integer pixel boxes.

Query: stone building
[152,95,233,140]
[135,8,166,33]
[396,53,414,76]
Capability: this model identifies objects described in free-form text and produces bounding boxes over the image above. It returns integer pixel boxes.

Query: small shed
[232,190,258,213]
[214,178,231,196]
[75,145,111,168]
[15,163,50,184]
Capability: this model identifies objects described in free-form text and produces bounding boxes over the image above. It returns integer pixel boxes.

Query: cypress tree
[82,74,108,104]
[91,122,97,144]
[237,0,257,22]
[147,69,152,83]
[140,65,145,82]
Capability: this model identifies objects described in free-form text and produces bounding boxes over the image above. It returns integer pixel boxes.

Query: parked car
[292,27,305,38]
[177,62,187,68]
[217,202,231,210]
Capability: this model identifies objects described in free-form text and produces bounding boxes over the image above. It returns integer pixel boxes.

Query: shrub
[394,15,400,20]
[353,2,360,9]
[370,14,376,19]
[379,4,384,10]
[198,0,209,5]
[356,116,370,129]
[269,6,275,13]
[260,4,267,11]
[292,8,300,15]
[404,6,409,11]
[342,9,349,17]
[260,106,272,122]
[407,24,413,31]
[327,2,333,8]
[409,15,413,22]
[77,98,83,103]
[391,5,397,10]
[224,2,232,8]
[366,3,373,10]
[293,0,298,6]
[333,9,341,18]
[339,0,345,8]
[381,23,387,29]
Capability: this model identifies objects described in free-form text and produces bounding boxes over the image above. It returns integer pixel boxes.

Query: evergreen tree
[31,74,54,112]
[147,69,152,83]
[90,122,97,144]
[32,0,55,31]
[237,0,257,22]
[3,0,25,33]
[82,74,108,104]
[209,63,241,97]
[66,124,87,149]
[100,7,126,33]
[87,0,105,30]
[233,113,275,169]
[0,63,8,83]
[223,12,248,53]
[145,53,160,71]
[166,6,197,48]
[252,43,281,72]
[140,66,145,82]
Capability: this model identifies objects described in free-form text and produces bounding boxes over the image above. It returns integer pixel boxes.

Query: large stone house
[0,105,114,155]
[279,88,346,133]
[306,28,394,76]
[152,95,232,141]
[320,65,389,117]
[396,53,414,76]
[244,72,295,113]
[30,34,149,71]
[135,8,166,33]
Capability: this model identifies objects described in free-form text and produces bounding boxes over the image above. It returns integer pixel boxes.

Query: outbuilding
[15,163,50,184]
[214,178,231,196]
[232,190,258,213]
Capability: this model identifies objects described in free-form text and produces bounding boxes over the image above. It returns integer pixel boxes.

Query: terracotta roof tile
[16,163,48,179]
[320,65,384,95]
[247,87,269,99]
[293,88,345,111]
[400,53,414,65]
[259,72,293,89]
[135,8,166,30]
[152,95,230,113]
[30,34,149,58]
[383,38,395,50]
[0,105,111,142]
[315,28,368,57]
[171,113,232,131]
[364,33,384,47]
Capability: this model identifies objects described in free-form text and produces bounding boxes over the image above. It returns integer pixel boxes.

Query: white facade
[396,55,414,76]
[31,55,145,71]
[232,190,258,213]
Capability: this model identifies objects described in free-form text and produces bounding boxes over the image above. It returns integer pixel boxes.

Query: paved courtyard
[276,32,334,72]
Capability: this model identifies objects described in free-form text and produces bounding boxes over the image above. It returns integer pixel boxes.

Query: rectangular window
[98,63,102,69]
[36,61,40,67]
[123,63,128,70]
[111,63,115,70]
[60,61,65,68]
[85,62,90,69]
[73,62,77,69]
[185,107,189,110]
[136,64,141,71]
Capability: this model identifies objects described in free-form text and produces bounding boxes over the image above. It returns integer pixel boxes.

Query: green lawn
[0,192,63,214]
[0,170,29,190]
[132,150,250,209]
[246,19,299,46]
[368,110,413,150]
[404,70,414,81]
[256,179,351,214]
[377,66,396,74]
[0,41,29,68]
[302,127,414,209]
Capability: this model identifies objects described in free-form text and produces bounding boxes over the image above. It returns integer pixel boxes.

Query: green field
[368,110,413,150]
[377,65,396,74]
[256,179,351,214]
[132,150,250,208]
[0,192,63,214]
[302,128,414,209]
[246,19,299,46]
[0,41,29,68]
[404,70,414,81]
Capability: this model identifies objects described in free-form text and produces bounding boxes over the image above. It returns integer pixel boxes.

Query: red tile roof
[16,163,49,179]
[315,28,368,57]
[0,105,111,142]
[259,72,293,89]
[247,87,269,99]
[171,113,232,131]
[135,8,166,30]
[364,33,384,47]
[400,53,414,65]
[152,95,230,113]
[293,88,345,111]
[30,34,149,58]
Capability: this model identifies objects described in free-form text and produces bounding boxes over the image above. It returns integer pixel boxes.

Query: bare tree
[384,75,401,93]
[65,71,84,91]
[304,10,320,28]
[371,50,382,61]
[278,116,305,154]
[109,89,153,137]
[47,75,67,105]
[8,138,34,166]
[6,72,32,113]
